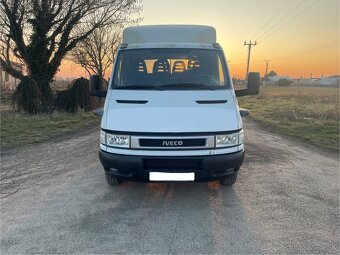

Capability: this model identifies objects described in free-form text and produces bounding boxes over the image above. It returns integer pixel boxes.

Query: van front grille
[130,135,215,149]
[139,138,206,148]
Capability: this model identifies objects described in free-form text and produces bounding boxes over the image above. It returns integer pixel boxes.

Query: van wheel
[105,172,121,186]
[220,172,238,186]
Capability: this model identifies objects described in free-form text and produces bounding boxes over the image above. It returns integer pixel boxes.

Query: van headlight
[216,130,244,148]
[100,130,130,148]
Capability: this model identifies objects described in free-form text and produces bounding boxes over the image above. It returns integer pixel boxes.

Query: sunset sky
[58,0,339,79]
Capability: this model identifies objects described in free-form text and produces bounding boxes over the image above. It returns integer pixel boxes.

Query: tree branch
[0,56,24,80]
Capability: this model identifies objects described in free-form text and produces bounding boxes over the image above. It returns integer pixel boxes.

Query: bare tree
[0,0,141,111]
[0,17,24,79]
[69,25,122,84]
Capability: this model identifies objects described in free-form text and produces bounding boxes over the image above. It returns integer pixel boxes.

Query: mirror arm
[235,89,249,97]
[91,90,107,97]
[239,108,250,117]
[93,108,104,117]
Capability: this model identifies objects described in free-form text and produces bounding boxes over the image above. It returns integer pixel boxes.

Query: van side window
[218,57,225,84]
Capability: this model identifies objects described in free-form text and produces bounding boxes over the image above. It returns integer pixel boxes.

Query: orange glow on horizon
[57,61,88,79]
[57,60,112,80]
[58,0,339,80]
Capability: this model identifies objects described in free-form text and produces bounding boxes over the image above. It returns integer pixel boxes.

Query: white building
[319,76,339,86]
[266,75,293,85]
[295,76,339,86]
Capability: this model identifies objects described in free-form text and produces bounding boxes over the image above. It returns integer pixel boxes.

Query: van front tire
[220,172,238,186]
[105,172,121,186]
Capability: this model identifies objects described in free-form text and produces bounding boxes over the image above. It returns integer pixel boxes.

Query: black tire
[105,172,121,186]
[220,172,238,186]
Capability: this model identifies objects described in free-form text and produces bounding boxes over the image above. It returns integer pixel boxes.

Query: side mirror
[93,107,104,117]
[90,75,107,98]
[239,108,250,117]
[235,72,260,97]
[247,72,260,95]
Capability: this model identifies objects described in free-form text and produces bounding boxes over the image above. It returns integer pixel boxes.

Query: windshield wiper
[113,84,162,90]
[158,83,217,90]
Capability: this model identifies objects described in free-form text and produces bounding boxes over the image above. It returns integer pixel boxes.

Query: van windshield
[112,49,229,90]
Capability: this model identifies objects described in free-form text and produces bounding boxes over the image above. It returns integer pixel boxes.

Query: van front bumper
[99,149,245,182]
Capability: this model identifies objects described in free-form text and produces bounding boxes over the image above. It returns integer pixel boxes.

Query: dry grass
[238,86,339,151]
[0,92,100,150]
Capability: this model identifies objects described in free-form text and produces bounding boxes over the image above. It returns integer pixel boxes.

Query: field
[0,94,100,150]
[1,86,339,152]
[238,85,339,151]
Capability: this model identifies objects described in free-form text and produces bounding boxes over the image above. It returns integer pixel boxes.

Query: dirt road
[1,118,339,254]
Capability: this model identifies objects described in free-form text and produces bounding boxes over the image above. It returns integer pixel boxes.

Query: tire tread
[105,172,121,186]
[220,172,238,186]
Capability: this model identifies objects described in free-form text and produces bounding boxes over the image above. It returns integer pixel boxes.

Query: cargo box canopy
[122,25,217,49]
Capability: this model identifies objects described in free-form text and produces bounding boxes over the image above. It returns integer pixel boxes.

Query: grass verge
[1,102,100,150]
[238,86,339,152]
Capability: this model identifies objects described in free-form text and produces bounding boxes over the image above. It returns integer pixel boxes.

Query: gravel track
[1,118,339,254]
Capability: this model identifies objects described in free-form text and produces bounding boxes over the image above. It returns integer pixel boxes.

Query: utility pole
[265,60,270,78]
[264,60,270,86]
[244,40,257,80]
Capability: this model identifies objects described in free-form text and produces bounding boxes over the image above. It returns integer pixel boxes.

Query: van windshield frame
[111,48,231,90]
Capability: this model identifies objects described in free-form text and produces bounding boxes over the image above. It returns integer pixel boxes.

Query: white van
[91,25,260,186]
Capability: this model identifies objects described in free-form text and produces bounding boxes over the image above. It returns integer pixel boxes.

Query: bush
[12,77,42,114]
[55,77,91,112]
[278,78,293,87]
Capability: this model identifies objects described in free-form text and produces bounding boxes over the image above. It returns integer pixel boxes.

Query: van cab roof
[122,25,217,47]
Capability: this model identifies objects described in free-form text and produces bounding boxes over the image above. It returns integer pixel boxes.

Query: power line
[256,0,307,41]
[230,0,316,63]
[229,59,263,66]
[259,0,320,43]
[250,0,293,40]
[229,40,338,66]
[269,40,338,61]
[227,45,244,61]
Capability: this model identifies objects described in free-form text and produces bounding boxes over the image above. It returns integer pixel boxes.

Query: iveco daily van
[90,25,260,186]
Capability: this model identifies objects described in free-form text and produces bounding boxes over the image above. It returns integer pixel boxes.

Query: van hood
[103,90,241,133]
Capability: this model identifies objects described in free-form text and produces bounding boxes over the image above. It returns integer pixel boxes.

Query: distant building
[0,62,23,91]
[319,75,340,86]
[295,75,339,86]
[266,75,293,85]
